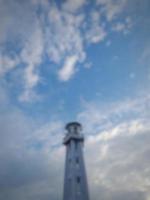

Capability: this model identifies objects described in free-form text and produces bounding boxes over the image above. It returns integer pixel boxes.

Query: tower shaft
[63,122,89,200]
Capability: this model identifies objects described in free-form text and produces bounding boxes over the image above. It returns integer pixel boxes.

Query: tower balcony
[63,132,84,145]
[63,122,84,145]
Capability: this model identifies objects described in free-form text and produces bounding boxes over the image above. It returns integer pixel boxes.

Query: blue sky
[0,0,150,200]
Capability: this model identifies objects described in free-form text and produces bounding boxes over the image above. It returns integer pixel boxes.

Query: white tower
[63,122,90,200]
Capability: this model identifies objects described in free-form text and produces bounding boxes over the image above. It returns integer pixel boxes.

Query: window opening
[77,176,81,183]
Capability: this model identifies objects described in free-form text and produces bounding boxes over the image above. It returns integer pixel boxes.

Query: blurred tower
[63,122,89,200]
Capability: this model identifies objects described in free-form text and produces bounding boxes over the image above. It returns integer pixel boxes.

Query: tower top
[63,122,83,144]
[65,122,82,134]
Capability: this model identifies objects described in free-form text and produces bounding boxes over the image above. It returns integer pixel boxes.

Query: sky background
[0,0,150,200]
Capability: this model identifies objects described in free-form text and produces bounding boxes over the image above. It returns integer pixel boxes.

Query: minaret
[63,122,90,200]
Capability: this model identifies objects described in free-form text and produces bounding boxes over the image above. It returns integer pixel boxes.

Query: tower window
[76,176,81,183]
[75,142,78,149]
[76,157,79,163]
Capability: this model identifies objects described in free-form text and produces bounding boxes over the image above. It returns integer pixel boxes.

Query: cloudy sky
[0,0,150,200]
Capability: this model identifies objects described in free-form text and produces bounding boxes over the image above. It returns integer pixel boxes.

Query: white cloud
[62,0,86,12]
[78,92,150,135]
[140,45,150,65]
[80,93,150,200]
[86,118,150,199]
[19,22,44,102]
[139,43,150,82]
[0,0,44,102]
[0,0,135,101]
[86,130,150,199]
[44,6,87,81]
[86,24,106,43]
[0,54,19,76]
[86,11,107,43]
[46,7,85,63]
[58,55,78,81]
[87,119,150,144]
[18,89,41,103]
[112,22,126,32]
[96,0,128,21]
[112,17,133,34]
